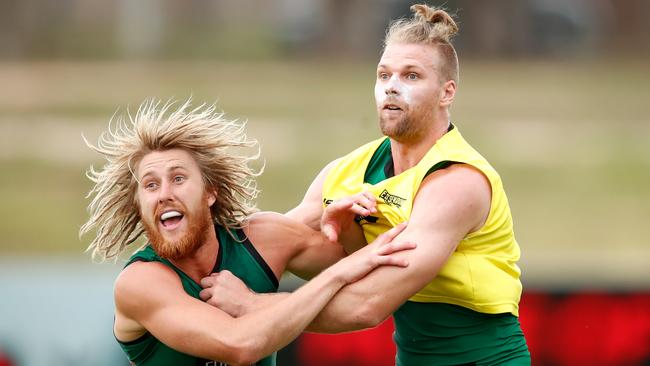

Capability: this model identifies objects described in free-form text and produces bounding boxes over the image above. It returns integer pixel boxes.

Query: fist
[199,270,253,318]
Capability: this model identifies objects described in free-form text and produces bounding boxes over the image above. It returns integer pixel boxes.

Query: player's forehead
[377,43,438,71]
[137,149,198,178]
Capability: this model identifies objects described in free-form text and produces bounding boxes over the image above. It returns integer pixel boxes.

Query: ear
[206,189,217,207]
[439,80,456,108]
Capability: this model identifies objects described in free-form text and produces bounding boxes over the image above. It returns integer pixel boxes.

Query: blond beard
[378,101,435,142]
[380,114,415,140]
[142,203,213,261]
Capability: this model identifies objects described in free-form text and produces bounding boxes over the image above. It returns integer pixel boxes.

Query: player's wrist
[321,265,348,288]
[241,289,262,314]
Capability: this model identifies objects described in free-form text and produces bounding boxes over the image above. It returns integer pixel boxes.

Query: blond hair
[384,4,460,83]
[80,98,261,261]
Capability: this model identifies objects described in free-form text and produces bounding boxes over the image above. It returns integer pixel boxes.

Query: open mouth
[160,210,184,229]
[383,104,402,111]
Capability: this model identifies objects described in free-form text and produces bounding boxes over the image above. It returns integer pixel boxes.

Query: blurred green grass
[1,60,648,279]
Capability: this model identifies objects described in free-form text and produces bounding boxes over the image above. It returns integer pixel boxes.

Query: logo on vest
[379,189,406,208]
[324,198,379,224]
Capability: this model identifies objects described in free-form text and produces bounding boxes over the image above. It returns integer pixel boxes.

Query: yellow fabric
[322,127,522,316]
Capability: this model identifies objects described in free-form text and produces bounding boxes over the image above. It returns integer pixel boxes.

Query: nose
[385,87,398,96]
[384,76,399,96]
[157,181,174,204]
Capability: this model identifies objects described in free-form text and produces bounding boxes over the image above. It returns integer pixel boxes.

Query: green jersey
[117,224,279,366]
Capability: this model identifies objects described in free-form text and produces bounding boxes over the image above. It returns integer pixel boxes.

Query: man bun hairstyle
[384,4,460,84]
[410,4,459,42]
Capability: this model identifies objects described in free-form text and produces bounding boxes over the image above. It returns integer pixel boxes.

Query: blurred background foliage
[1,0,649,285]
[1,1,650,365]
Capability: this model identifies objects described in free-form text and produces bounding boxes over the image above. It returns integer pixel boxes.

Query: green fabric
[394,302,530,365]
[117,224,278,366]
[364,125,456,185]
[364,137,392,184]
[363,129,530,365]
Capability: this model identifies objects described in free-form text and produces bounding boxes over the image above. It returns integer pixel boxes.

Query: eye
[144,181,158,190]
[173,175,185,184]
[406,73,418,81]
[378,72,389,81]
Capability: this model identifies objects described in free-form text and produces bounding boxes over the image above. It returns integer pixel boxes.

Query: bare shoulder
[114,261,182,315]
[115,260,179,292]
[419,163,491,195]
[245,211,316,250]
[297,157,341,202]
[300,158,341,196]
[286,158,342,225]
[246,211,306,237]
[318,157,343,183]
[244,212,321,274]
[322,158,342,174]
[294,158,341,206]
[414,163,491,233]
[114,261,183,341]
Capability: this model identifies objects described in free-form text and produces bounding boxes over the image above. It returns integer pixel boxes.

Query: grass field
[1,59,649,287]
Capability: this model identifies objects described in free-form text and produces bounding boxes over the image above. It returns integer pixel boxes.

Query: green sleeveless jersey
[117,224,279,366]
[360,126,530,365]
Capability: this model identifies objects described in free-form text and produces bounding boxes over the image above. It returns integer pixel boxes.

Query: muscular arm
[307,164,492,332]
[209,165,491,332]
[285,158,367,253]
[243,211,347,280]
[285,159,339,230]
[114,261,347,364]
[115,224,413,364]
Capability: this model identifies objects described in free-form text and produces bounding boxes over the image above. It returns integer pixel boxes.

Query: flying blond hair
[80,98,261,262]
[384,4,460,84]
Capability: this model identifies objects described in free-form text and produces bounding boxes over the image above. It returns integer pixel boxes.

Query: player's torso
[323,127,529,363]
[322,127,522,314]
[117,224,278,366]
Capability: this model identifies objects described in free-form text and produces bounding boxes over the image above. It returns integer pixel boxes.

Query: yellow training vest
[322,127,522,316]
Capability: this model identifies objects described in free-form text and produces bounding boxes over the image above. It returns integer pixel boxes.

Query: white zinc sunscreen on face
[375,74,412,106]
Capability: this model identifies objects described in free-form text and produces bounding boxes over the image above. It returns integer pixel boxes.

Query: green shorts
[394,301,530,366]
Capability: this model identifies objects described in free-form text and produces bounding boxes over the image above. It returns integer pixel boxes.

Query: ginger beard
[141,197,213,260]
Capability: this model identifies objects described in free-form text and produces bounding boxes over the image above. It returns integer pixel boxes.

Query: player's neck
[168,226,219,283]
[390,121,449,175]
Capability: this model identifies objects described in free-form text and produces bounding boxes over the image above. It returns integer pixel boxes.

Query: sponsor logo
[324,197,378,224]
[379,189,406,208]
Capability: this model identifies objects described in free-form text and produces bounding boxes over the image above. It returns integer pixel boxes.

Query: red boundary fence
[295,292,650,366]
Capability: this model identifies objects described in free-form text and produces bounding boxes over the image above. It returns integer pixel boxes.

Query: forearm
[305,284,379,333]
[241,281,380,334]
[240,291,291,314]
[235,267,346,359]
[288,233,347,280]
